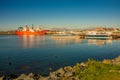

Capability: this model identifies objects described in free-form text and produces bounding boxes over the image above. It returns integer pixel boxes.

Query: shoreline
[0,33,120,40]
[0,56,120,80]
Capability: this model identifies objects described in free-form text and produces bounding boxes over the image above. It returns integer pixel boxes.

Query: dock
[0,31,15,35]
[112,32,120,39]
[51,35,85,39]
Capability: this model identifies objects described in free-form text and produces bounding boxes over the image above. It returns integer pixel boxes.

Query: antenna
[32,24,34,29]
[32,24,34,27]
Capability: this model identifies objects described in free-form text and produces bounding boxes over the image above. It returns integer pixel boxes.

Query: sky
[0,0,120,30]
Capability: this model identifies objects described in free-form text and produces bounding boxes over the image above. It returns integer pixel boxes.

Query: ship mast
[32,24,34,29]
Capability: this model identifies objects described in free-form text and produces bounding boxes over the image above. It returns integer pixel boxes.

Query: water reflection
[87,39,112,46]
[18,35,45,48]
[51,37,113,47]
[18,35,113,48]
[51,38,84,46]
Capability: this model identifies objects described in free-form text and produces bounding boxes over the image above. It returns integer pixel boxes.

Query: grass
[96,73,120,80]
[73,59,120,80]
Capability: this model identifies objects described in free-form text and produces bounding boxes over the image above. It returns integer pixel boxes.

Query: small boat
[85,31,112,39]
[15,25,46,35]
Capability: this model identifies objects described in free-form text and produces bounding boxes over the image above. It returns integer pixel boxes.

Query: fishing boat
[15,25,46,35]
[85,31,112,39]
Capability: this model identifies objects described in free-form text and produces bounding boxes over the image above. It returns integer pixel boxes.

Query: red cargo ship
[15,25,46,35]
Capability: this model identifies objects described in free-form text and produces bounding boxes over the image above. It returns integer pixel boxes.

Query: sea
[0,35,120,75]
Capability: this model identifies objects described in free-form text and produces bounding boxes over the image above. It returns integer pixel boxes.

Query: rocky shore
[0,56,120,80]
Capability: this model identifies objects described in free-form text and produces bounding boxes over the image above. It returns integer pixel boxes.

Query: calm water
[0,35,120,75]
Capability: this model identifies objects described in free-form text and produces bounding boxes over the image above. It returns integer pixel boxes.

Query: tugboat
[15,25,46,35]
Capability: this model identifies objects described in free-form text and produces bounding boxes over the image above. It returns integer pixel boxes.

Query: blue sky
[0,0,120,30]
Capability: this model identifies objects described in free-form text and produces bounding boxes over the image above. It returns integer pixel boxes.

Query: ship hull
[85,35,112,39]
[15,31,46,35]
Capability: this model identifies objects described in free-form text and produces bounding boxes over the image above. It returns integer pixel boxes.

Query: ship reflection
[87,39,112,46]
[20,35,45,48]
